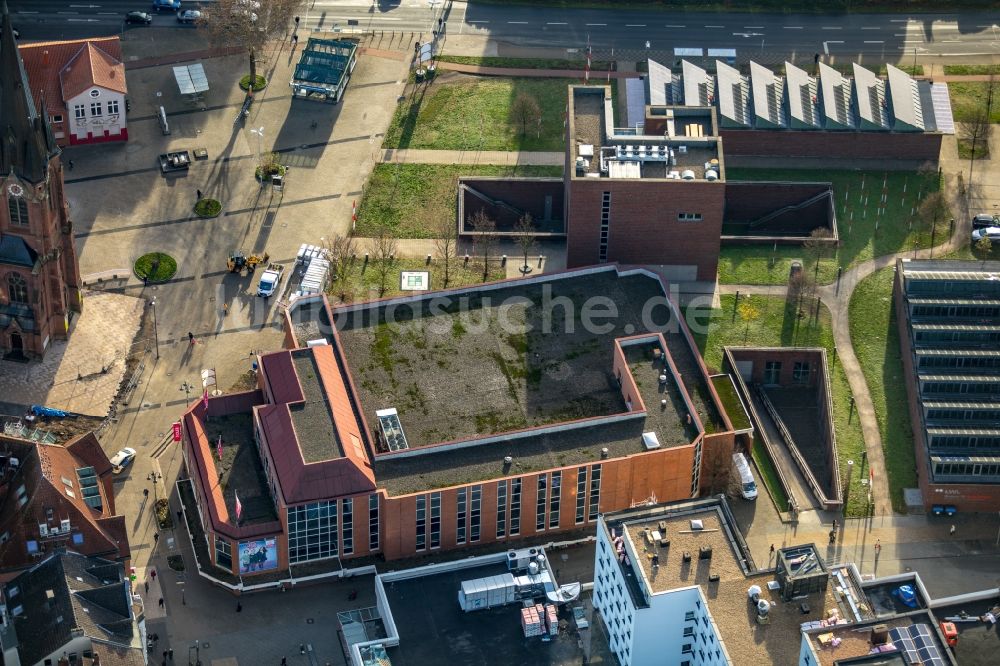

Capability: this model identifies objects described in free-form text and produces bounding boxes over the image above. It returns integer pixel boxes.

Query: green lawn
[436,55,613,71]
[329,257,506,303]
[691,294,870,516]
[752,444,790,515]
[949,82,1000,123]
[356,163,563,239]
[847,268,916,513]
[719,168,947,285]
[383,77,578,152]
[943,64,1000,76]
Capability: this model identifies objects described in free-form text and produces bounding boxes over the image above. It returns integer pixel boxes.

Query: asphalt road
[9,1,1000,61]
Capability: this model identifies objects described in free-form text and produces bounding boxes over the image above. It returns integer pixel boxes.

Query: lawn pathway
[380,148,564,166]
[718,178,970,517]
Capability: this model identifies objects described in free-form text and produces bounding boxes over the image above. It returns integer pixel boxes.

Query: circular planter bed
[194,198,222,218]
[134,252,177,283]
[239,74,267,92]
[255,163,288,182]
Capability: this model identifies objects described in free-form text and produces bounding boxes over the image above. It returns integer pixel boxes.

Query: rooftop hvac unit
[699,546,713,560]
[706,170,719,181]
[575,156,589,174]
[681,170,696,180]
[757,599,770,617]
[38,523,48,537]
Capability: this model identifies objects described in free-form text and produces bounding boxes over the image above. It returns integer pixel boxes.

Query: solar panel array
[376,408,409,452]
[887,624,947,666]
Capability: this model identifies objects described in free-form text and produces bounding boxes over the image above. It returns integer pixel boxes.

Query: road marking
[626,24,647,27]
[744,26,764,29]
[586,23,606,26]
[822,27,842,30]
[547,22,567,25]
[861,27,881,30]
[468,20,489,23]
[98,12,117,15]
[704,25,724,28]
[57,11,79,14]
[68,18,99,22]
[508,21,529,24]
[783,26,803,30]
[864,40,885,44]
[664,24,686,28]
[941,39,962,43]
[17,10,39,13]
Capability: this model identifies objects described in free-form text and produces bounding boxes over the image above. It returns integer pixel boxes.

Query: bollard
[426,254,432,265]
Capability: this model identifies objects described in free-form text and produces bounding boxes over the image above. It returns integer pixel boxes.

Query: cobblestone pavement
[0,291,143,415]
[380,148,564,165]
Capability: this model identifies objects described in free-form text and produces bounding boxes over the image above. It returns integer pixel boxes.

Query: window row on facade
[416,465,602,553]
[932,461,1000,481]
[906,280,1000,297]
[911,303,1000,319]
[926,407,1000,423]
[72,100,120,119]
[912,329,1000,345]
[917,355,1000,371]
[929,434,1000,451]
[921,380,1000,396]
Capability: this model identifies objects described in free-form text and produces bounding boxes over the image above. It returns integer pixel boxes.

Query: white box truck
[732,452,758,500]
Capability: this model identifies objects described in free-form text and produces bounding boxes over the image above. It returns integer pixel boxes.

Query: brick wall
[729,348,821,388]
[565,177,726,281]
[460,178,565,232]
[379,445,698,561]
[720,128,942,163]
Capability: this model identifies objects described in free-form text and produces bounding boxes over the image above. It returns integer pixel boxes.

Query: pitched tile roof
[0,435,128,571]
[2,551,139,666]
[17,36,124,114]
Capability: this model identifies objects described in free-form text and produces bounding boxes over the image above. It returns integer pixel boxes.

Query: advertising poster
[238,537,278,574]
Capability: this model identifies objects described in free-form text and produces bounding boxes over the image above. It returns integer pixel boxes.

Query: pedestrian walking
[832,519,838,531]
[292,34,298,46]
[223,302,229,316]
[236,601,243,612]
[68,160,74,170]
[828,530,835,544]
[163,650,168,661]
[294,16,299,25]
[196,189,202,201]
[188,331,195,345]
[769,543,775,554]
[144,581,149,593]
[950,524,956,535]
[168,649,174,659]
[281,659,287,666]
[153,532,159,543]
[176,509,182,522]
[874,539,881,554]
[151,568,157,581]
[158,597,164,608]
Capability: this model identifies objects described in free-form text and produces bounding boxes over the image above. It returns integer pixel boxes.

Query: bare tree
[198,0,299,87]
[959,74,996,197]
[802,228,833,283]
[510,92,541,136]
[916,191,950,250]
[470,209,498,282]
[433,216,458,288]
[514,213,537,274]
[976,236,994,270]
[368,226,398,297]
[322,233,356,288]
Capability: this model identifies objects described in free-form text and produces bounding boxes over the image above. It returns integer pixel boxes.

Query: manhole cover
[306,618,314,624]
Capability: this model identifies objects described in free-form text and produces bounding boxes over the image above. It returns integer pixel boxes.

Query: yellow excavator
[227,250,269,274]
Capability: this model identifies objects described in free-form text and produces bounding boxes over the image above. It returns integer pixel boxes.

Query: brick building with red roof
[0,432,130,578]
[18,36,128,146]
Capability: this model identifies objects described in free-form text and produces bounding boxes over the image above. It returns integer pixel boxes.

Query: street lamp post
[250,126,264,168]
[180,381,194,404]
[147,471,163,502]
[150,298,159,359]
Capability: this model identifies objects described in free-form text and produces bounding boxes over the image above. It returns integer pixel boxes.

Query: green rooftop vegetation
[710,374,753,432]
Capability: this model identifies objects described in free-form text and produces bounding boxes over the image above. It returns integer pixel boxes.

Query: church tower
[0,2,82,359]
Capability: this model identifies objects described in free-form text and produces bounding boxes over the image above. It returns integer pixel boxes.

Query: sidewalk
[380,148,564,165]
[435,60,639,79]
[134,565,167,620]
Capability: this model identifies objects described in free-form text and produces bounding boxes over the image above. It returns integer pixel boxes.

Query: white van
[732,453,758,500]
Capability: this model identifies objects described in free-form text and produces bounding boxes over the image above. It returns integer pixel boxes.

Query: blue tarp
[893,584,918,608]
[31,405,70,418]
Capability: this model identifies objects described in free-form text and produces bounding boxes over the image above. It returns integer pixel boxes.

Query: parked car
[158,150,191,173]
[972,213,998,230]
[972,226,1000,246]
[125,11,153,25]
[257,263,285,298]
[110,447,137,474]
[176,9,201,24]
[151,0,180,13]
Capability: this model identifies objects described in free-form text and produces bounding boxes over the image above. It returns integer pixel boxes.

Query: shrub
[238,74,267,92]
[194,198,222,218]
[134,252,177,283]
[155,498,173,530]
